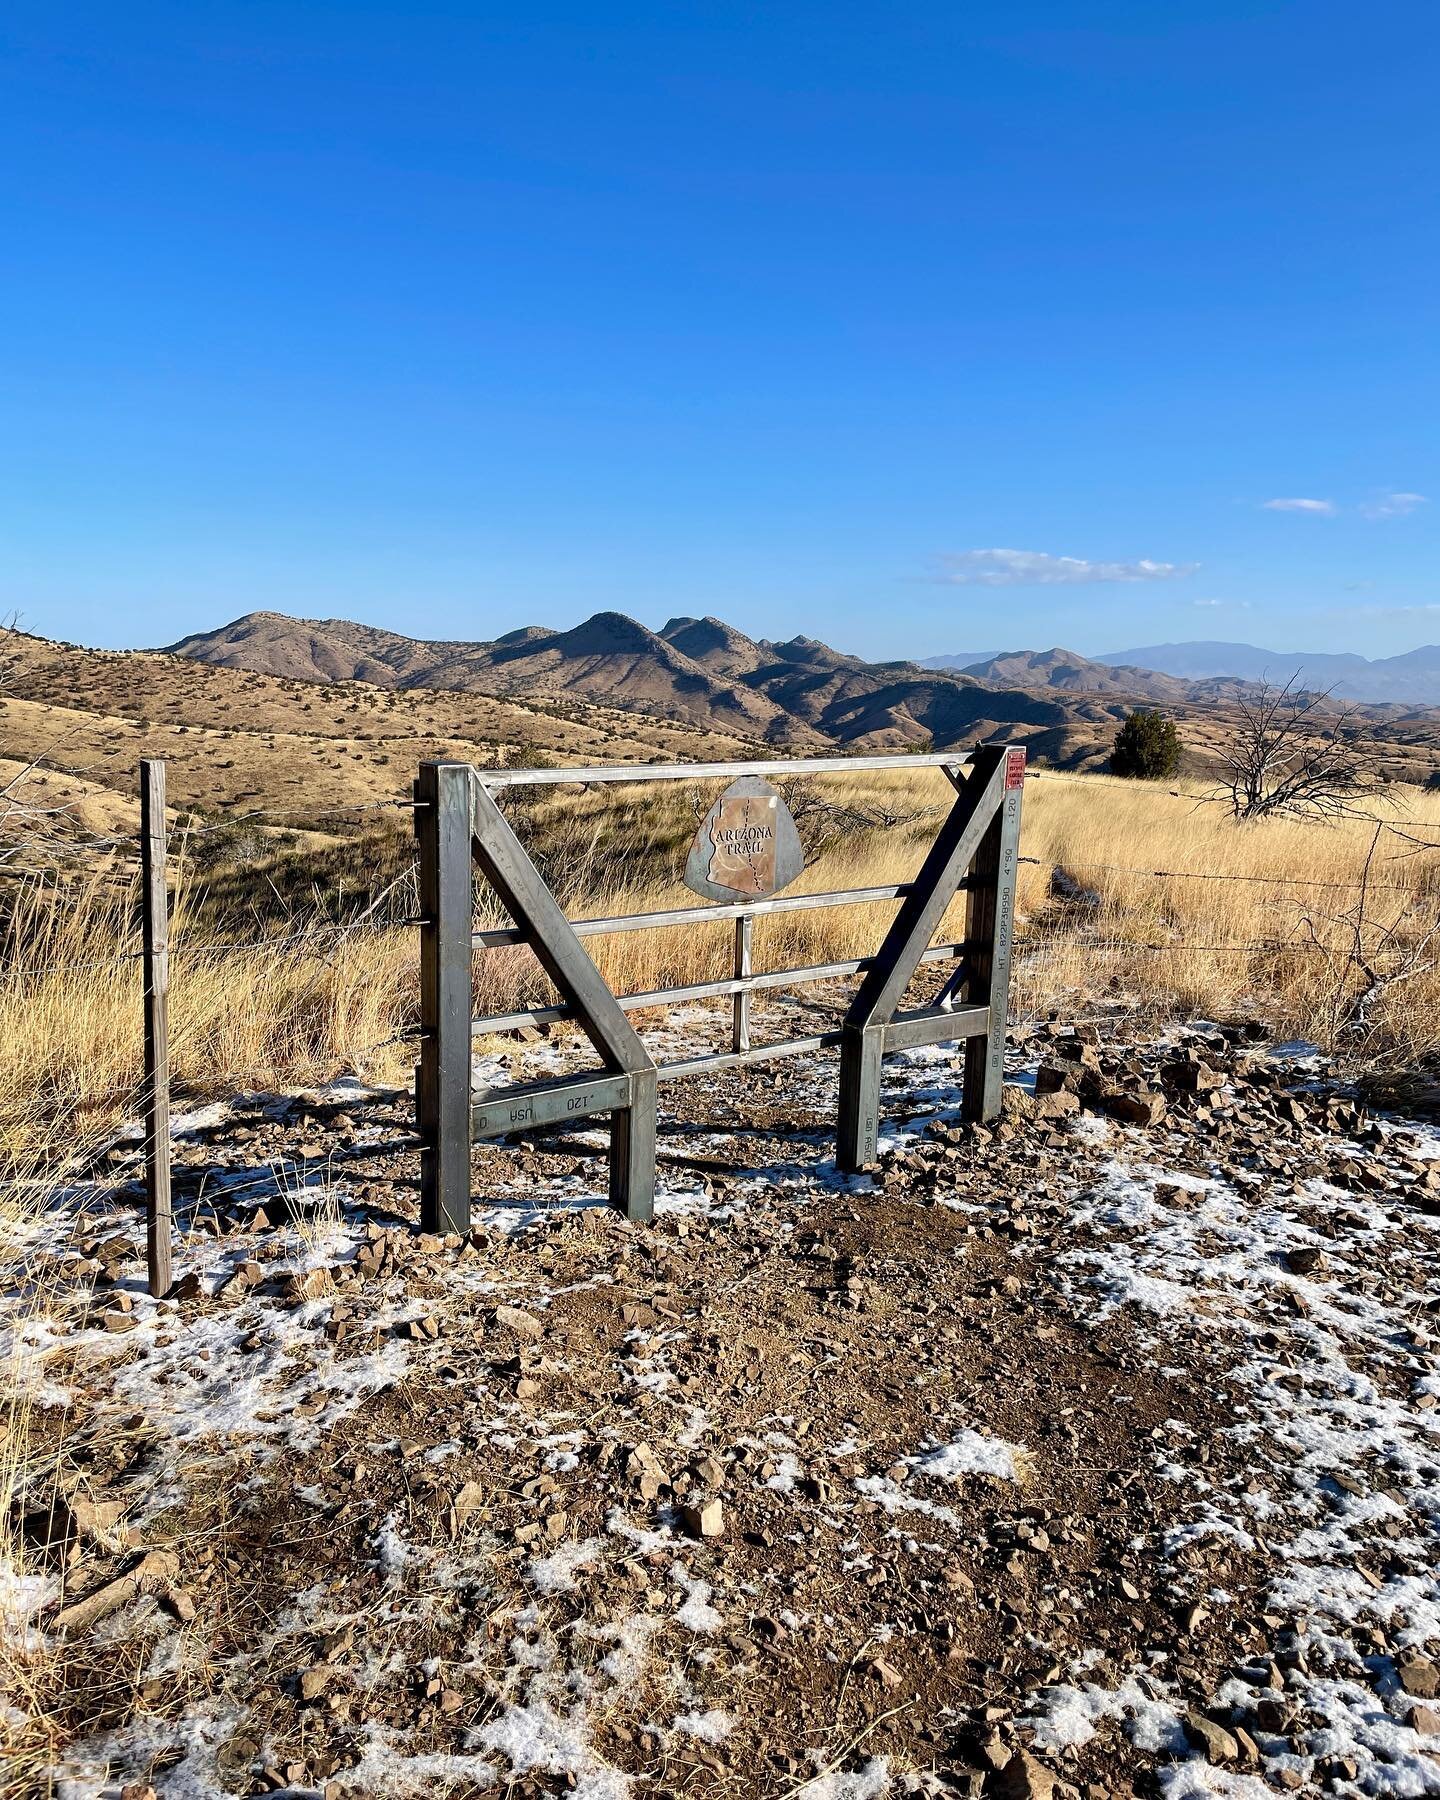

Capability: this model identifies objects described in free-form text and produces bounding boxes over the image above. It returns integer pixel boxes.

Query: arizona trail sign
[683,775,805,903]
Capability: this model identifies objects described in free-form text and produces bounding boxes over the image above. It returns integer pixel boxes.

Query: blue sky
[1,1,1436,662]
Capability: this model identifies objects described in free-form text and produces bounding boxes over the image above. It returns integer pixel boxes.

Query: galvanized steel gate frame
[415,743,1024,1233]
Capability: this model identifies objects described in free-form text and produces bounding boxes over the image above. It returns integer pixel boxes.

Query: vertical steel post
[836,1023,886,1170]
[961,745,1025,1122]
[417,762,474,1235]
[610,1067,658,1223]
[140,759,172,1298]
[731,912,753,1053]
[836,746,1014,1170]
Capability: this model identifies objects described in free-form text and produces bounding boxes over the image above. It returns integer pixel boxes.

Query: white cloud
[1192,597,1251,609]
[1261,497,1335,515]
[1360,491,1427,520]
[930,548,1198,587]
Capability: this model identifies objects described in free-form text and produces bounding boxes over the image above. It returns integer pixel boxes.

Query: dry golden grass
[1011,771,1440,1056]
[6,764,1440,1169]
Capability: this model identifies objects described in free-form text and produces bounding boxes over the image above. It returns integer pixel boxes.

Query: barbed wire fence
[6,754,1440,1288]
[5,773,1438,989]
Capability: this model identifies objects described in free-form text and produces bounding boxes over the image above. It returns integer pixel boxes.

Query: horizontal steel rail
[884,1001,990,1052]
[472,881,922,950]
[660,1003,990,1079]
[470,751,976,790]
[473,1000,992,1105]
[471,939,972,1037]
[658,1031,843,1080]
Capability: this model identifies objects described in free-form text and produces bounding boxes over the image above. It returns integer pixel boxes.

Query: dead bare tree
[1299,825,1440,1057]
[1212,677,1390,822]
[778,779,944,856]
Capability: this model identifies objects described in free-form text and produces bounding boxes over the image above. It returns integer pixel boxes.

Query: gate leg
[836,1023,885,1173]
[961,757,1024,1123]
[417,761,474,1235]
[609,1069,658,1222]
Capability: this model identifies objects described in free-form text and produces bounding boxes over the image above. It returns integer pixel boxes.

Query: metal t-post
[140,759,172,1297]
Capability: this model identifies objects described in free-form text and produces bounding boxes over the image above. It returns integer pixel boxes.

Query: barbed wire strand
[1016,853,1430,896]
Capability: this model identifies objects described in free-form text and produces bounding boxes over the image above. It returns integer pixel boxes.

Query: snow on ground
[8,1033,1440,1796]
[1026,1143,1440,1797]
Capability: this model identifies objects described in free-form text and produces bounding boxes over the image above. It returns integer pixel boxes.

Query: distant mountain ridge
[167,609,1440,780]
[924,639,1440,705]
[919,645,1252,704]
[164,609,1157,761]
[1096,640,1440,704]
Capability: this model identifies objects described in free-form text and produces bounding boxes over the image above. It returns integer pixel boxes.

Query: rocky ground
[6,1012,1440,1800]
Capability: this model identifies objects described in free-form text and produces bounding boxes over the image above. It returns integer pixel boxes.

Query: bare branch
[1206,676,1397,823]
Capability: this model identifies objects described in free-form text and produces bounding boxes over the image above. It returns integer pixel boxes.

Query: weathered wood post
[416,761,474,1235]
[961,744,1025,1122]
[140,758,172,1297]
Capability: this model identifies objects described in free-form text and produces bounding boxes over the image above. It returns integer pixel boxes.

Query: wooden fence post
[416,762,474,1235]
[140,759,172,1298]
[960,744,1025,1122]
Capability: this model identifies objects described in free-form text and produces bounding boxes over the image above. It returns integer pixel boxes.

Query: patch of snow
[53,1696,247,1800]
[468,1697,628,1797]
[853,1475,960,1527]
[529,1537,603,1595]
[1024,1674,1187,1754]
[1,1557,59,1652]
[792,1755,892,1799]
[671,1563,723,1631]
[370,1513,414,1583]
[671,1707,732,1742]
[908,1430,1022,1483]
[340,1724,500,1797]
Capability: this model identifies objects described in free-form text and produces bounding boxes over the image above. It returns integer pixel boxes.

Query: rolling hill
[164,609,1148,756]
[12,609,1440,882]
[159,608,1440,788]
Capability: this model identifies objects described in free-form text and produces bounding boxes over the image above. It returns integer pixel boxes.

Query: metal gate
[414,743,1024,1231]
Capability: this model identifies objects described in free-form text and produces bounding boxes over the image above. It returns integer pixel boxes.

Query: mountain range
[922,639,1440,705]
[166,610,1150,758]
[163,610,1440,784]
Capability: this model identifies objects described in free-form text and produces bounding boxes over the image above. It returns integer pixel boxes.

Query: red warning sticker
[1004,748,1027,790]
